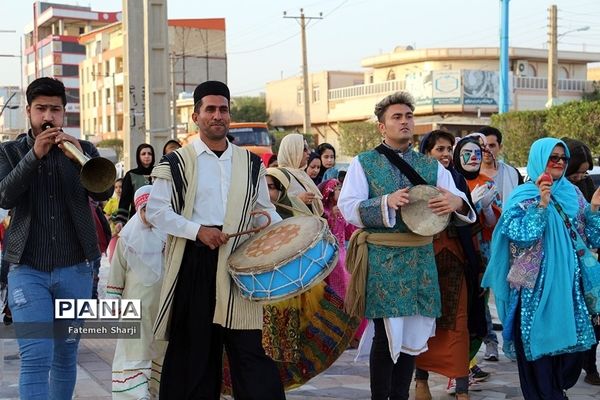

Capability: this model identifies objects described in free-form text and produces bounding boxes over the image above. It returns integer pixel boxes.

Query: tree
[338,121,380,157]
[491,110,547,166]
[271,131,314,154]
[582,81,600,102]
[544,100,600,155]
[230,96,269,123]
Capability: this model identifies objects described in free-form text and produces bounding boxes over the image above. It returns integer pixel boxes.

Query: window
[107,116,112,131]
[66,89,79,102]
[387,69,396,81]
[62,42,85,54]
[106,88,111,104]
[105,61,111,75]
[62,65,78,77]
[79,27,85,35]
[116,57,124,73]
[312,85,320,103]
[64,113,80,127]
[296,88,303,105]
[93,92,97,107]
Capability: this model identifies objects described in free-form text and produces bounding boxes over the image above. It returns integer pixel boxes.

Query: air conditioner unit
[515,60,529,77]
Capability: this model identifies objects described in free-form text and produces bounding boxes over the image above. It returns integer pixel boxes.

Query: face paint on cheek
[461,152,471,165]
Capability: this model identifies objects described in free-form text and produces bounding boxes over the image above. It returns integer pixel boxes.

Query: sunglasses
[548,155,569,164]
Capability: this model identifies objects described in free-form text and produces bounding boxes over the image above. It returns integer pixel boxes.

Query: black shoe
[584,372,600,385]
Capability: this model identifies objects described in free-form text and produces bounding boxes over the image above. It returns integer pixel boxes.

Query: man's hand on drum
[297,191,316,205]
[387,188,410,210]
[197,226,229,250]
[429,188,466,215]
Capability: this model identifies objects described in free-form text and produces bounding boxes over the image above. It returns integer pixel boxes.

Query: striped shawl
[151,143,265,340]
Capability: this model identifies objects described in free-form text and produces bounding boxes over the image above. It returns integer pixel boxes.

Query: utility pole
[111,72,118,139]
[284,9,322,134]
[498,0,510,114]
[170,53,178,139]
[546,4,558,108]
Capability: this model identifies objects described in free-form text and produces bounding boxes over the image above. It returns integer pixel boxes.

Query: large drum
[229,216,338,302]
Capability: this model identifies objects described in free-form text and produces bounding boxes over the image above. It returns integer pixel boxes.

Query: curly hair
[374,91,415,122]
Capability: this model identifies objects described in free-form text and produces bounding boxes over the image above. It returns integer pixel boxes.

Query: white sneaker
[483,342,499,361]
[446,378,456,394]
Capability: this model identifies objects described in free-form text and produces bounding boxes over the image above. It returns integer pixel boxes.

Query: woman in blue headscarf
[482,137,600,399]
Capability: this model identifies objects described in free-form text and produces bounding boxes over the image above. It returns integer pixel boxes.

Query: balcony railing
[513,76,589,91]
[328,80,406,100]
[329,74,591,102]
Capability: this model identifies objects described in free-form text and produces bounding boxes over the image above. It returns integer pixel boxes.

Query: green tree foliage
[97,138,123,162]
[582,81,600,102]
[491,110,547,166]
[544,100,600,155]
[271,131,315,155]
[230,96,269,123]
[338,121,380,157]
[490,100,600,166]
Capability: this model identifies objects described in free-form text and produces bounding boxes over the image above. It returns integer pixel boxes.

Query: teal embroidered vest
[357,149,441,319]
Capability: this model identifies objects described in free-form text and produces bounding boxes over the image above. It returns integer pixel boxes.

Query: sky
[1,0,600,96]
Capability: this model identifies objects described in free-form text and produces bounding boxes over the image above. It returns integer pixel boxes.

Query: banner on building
[432,71,461,105]
[463,70,499,105]
[405,71,433,106]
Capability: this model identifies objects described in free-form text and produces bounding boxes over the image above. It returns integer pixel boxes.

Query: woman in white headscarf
[108,185,167,399]
[277,134,324,217]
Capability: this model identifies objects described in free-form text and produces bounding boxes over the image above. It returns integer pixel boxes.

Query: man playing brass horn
[0,77,113,399]
[338,91,476,400]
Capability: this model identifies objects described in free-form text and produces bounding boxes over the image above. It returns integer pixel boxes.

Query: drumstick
[225,210,272,238]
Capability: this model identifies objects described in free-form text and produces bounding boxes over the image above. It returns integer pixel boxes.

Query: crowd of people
[0,76,599,400]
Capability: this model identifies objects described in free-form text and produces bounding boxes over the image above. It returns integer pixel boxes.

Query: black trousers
[369,318,415,400]
[582,322,600,375]
[159,241,285,400]
[514,300,583,400]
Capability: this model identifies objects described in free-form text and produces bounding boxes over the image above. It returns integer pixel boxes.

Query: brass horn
[42,123,116,193]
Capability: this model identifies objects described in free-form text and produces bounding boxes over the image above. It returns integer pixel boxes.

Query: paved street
[0,257,598,399]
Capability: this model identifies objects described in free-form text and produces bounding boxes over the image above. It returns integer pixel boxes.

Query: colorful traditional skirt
[222,282,360,392]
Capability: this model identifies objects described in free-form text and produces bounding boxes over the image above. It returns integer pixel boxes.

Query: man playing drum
[338,91,476,400]
[146,81,285,399]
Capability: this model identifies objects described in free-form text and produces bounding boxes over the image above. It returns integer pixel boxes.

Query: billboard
[463,70,499,105]
[405,71,433,106]
[432,71,461,105]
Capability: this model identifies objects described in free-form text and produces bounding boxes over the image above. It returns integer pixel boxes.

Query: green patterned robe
[357,149,441,319]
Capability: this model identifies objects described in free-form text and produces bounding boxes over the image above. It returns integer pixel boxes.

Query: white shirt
[147,138,280,240]
[339,156,476,227]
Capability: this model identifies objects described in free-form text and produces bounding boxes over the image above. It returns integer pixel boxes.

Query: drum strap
[375,144,427,186]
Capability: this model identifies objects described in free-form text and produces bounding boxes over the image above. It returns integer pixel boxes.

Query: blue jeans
[8,262,93,400]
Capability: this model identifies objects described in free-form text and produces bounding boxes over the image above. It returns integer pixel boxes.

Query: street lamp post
[0,31,25,131]
[557,26,590,40]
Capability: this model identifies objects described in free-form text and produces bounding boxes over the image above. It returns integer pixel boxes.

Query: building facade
[267,46,600,150]
[79,18,226,142]
[23,1,120,138]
